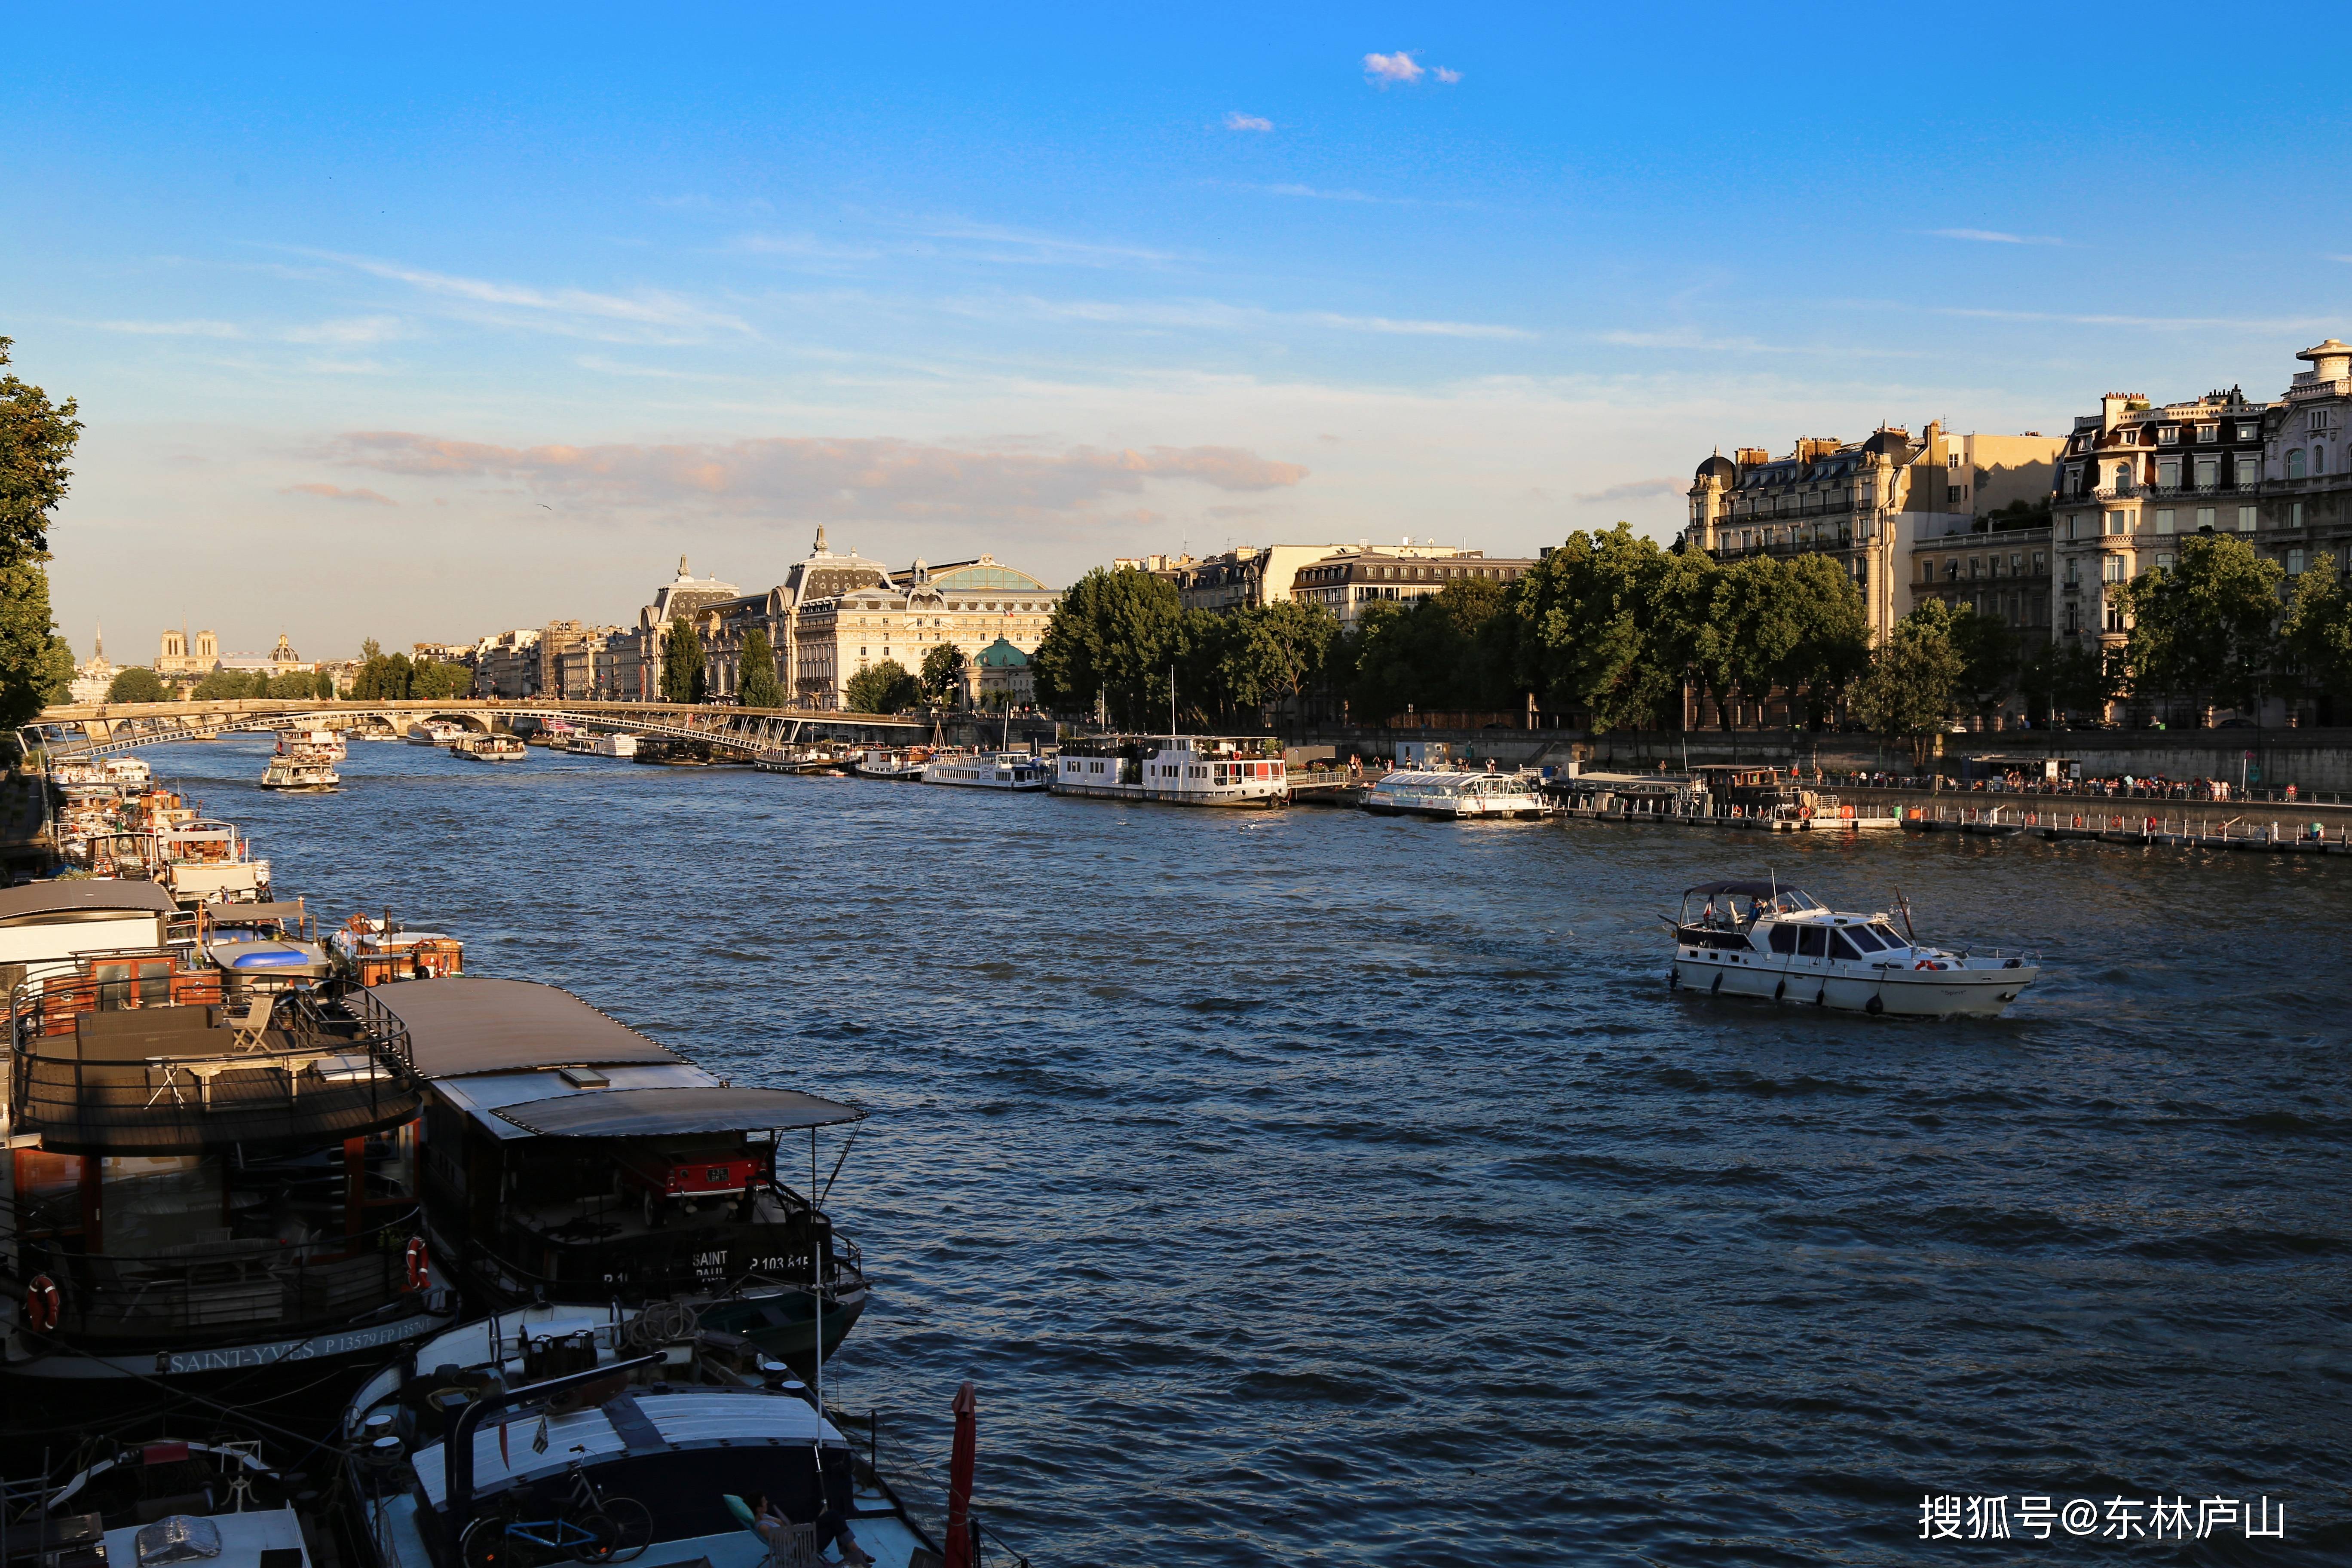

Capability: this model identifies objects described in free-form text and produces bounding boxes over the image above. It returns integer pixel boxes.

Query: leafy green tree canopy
[661,616,707,703]
[1850,606,1963,764]
[0,340,81,727]
[107,667,168,703]
[919,641,968,706]
[738,627,784,708]
[845,658,919,714]
[1033,567,1184,726]
[2283,553,2352,701]
[2120,532,2284,714]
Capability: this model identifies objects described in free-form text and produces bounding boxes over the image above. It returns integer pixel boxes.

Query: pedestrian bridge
[24,698,930,762]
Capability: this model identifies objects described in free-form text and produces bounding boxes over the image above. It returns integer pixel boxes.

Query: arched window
[2287,449,2306,479]
[2314,445,2328,476]
[2113,463,2131,490]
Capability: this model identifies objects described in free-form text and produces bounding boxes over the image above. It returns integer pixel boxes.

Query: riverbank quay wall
[1280,725,2352,799]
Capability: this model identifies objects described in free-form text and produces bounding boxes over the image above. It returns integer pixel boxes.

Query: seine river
[146,738,2347,1565]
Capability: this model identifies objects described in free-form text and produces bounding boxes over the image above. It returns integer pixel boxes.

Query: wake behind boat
[1668,880,2039,1017]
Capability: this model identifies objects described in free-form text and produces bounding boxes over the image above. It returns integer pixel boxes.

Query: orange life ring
[24,1275,61,1332]
[1914,959,1939,971]
[404,1236,430,1292]
[1799,806,1813,821]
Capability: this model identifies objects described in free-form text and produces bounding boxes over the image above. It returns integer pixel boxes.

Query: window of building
[2155,508,2174,534]
[2286,448,2306,479]
[2105,513,2124,535]
[2288,549,2306,575]
[2157,459,2180,487]
[2009,553,2022,573]
[1969,557,1982,577]
[2197,424,2218,442]
[2156,552,2174,571]
[2237,423,2258,441]
[2196,507,2216,530]
[2313,446,2327,475]
[2102,555,2125,583]
[2065,514,2080,539]
[2158,425,2180,444]
[2290,502,2303,527]
[2238,506,2257,532]
[2032,552,2046,573]
[2195,457,2218,487]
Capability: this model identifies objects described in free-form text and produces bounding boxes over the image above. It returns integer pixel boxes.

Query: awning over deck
[367,977,684,1079]
[493,1085,863,1139]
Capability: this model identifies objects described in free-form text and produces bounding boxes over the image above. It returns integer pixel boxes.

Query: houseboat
[1363,767,1548,820]
[1051,736,1288,808]
[922,750,1049,790]
[329,914,466,986]
[359,977,872,1365]
[0,1437,322,1568]
[1668,880,2040,1017]
[154,819,271,906]
[450,734,525,763]
[407,722,466,747]
[851,747,928,781]
[0,926,453,1422]
[588,732,638,760]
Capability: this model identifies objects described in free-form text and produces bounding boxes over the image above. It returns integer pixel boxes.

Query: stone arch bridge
[23,698,930,763]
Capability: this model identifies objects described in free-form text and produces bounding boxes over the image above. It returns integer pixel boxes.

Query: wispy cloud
[1308,312,1526,340]
[282,315,407,345]
[1248,182,1381,203]
[1364,51,1459,87]
[901,219,1180,268]
[92,318,245,338]
[325,431,1309,525]
[1932,306,2327,331]
[298,249,754,342]
[1574,477,1683,505]
[1223,111,1274,132]
[1928,227,2064,246]
[284,482,396,505]
[957,293,1531,340]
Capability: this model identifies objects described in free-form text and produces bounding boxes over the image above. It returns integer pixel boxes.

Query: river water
[141,738,2348,1565]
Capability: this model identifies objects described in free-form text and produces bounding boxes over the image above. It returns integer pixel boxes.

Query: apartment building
[1288,546,1539,629]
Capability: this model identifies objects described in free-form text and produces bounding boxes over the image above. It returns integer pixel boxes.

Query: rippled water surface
[141,739,2349,1564]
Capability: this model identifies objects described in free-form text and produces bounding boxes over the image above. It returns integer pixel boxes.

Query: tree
[1850,608,1963,767]
[1033,567,1185,726]
[2283,554,2352,714]
[660,616,706,703]
[1220,599,1338,722]
[2021,641,2120,722]
[107,667,168,703]
[919,642,968,708]
[845,658,918,714]
[361,638,383,661]
[1904,599,2018,725]
[411,658,472,699]
[2120,532,2284,717]
[1773,552,1871,728]
[738,627,784,709]
[0,339,83,727]
[192,668,264,700]
[1513,524,1675,731]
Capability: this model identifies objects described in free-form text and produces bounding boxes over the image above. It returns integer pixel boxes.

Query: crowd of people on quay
[1825,768,2332,805]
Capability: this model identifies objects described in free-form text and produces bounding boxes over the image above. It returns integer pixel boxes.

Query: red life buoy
[404,1236,429,1292]
[1799,805,1813,821]
[24,1275,61,1332]
[1914,959,1938,971]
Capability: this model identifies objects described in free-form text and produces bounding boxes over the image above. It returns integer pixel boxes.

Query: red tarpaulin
[944,1381,977,1568]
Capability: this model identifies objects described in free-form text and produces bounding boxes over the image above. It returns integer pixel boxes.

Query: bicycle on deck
[460,1455,655,1568]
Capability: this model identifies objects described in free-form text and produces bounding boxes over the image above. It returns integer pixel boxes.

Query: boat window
[1847,925,1886,952]
[1869,923,1907,947]
[1828,930,1863,961]
[1796,925,1828,958]
[1767,925,1798,954]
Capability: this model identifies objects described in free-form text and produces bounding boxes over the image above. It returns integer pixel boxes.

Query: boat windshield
[1868,922,1907,947]
[1767,890,1823,913]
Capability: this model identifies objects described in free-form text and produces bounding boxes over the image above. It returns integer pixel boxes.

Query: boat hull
[1672,950,2036,1017]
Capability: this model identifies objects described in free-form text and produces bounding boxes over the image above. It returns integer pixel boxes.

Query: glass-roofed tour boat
[357,977,871,1368]
[1668,880,2040,1017]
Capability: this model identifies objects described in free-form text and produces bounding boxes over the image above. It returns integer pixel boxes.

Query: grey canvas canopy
[493,1085,863,1138]
[0,879,177,925]
[1683,880,1788,899]
[367,976,685,1079]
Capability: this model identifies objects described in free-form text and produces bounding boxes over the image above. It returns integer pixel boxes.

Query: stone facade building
[1288,546,1538,629]
[1684,425,2064,646]
[791,554,1056,710]
[156,627,218,678]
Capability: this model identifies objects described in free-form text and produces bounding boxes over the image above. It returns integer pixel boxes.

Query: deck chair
[225,995,276,1053]
[722,1495,821,1568]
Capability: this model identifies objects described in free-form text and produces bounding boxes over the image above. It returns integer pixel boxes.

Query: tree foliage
[0,340,81,727]
[2119,532,2284,714]
[349,655,468,701]
[737,627,784,708]
[1032,567,1186,727]
[1343,583,1514,723]
[661,617,707,703]
[845,658,919,714]
[106,667,168,703]
[1903,599,2019,722]
[1850,606,1963,764]
[919,642,968,707]
[2281,553,2352,702]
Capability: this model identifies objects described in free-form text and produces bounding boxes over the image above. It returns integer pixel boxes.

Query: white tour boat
[451,732,526,762]
[923,750,1050,790]
[259,751,340,791]
[854,746,930,781]
[1052,735,1288,808]
[1669,879,2038,1017]
[405,720,464,747]
[588,731,638,758]
[1364,767,1549,820]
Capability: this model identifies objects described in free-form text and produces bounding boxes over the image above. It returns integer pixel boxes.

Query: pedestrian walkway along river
[140,738,2348,1565]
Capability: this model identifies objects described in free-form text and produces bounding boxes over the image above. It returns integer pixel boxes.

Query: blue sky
[8,4,2349,659]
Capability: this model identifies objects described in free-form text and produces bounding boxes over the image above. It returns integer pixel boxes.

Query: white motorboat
[923,750,1049,790]
[1364,767,1548,820]
[589,731,637,758]
[853,746,930,780]
[259,752,340,791]
[1669,879,2038,1018]
[406,720,464,747]
[451,733,526,762]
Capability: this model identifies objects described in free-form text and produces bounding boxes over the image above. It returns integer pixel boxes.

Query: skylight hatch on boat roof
[492,1085,863,1138]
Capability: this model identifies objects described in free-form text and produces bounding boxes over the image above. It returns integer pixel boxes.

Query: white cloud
[1223,111,1274,132]
[1932,306,2327,331]
[283,482,396,505]
[282,315,407,345]
[1434,67,1462,84]
[92,319,245,338]
[1573,477,1683,505]
[325,431,1310,525]
[901,219,1179,268]
[1249,182,1381,203]
[950,293,1531,341]
[1363,51,1424,86]
[300,249,755,342]
[1928,228,2063,246]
